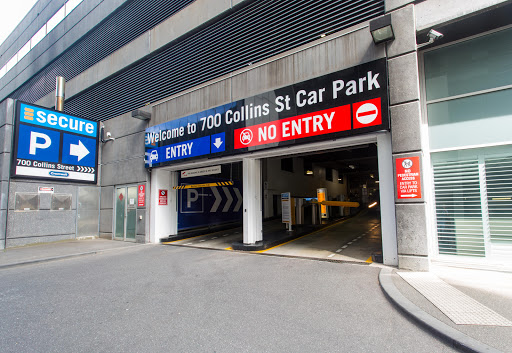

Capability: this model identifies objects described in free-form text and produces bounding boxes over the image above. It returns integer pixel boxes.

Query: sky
[0,0,39,46]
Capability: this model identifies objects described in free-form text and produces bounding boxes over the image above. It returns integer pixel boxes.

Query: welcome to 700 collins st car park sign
[144,58,389,168]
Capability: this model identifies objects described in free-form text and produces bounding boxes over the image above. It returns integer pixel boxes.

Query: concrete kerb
[0,243,148,270]
[378,268,504,353]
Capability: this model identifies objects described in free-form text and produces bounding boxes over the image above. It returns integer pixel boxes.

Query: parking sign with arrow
[11,101,99,183]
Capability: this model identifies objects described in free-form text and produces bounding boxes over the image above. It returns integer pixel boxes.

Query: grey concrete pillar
[0,99,14,250]
[243,158,262,244]
[386,4,430,271]
[150,169,177,243]
[377,132,398,266]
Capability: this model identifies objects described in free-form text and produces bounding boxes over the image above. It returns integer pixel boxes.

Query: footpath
[1,239,511,353]
[0,238,141,269]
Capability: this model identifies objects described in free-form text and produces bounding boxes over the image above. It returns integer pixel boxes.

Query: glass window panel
[47,6,66,33]
[6,55,17,71]
[17,41,31,61]
[427,89,512,150]
[115,188,125,238]
[0,65,6,78]
[424,27,512,101]
[65,0,82,16]
[30,25,46,48]
[126,187,137,239]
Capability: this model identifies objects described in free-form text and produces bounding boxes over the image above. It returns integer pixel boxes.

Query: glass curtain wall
[424,27,512,265]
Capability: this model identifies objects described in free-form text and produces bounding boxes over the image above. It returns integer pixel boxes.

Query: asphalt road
[0,245,457,352]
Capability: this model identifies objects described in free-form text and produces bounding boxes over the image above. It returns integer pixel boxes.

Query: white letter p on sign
[29,131,52,155]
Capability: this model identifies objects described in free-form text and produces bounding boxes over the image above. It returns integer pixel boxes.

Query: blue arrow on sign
[211,132,225,152]
[61,133,96,167]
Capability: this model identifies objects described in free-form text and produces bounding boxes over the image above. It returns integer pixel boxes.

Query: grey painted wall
[152,23,385,128]
[6,180,80,247]
[100,108,150,242]
[415,0,510,31]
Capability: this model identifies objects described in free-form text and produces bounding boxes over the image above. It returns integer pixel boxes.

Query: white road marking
[327,254,336,258]
[212,237,218,239]
[342,245,348,249]
[336,249,342,253]
[347,242,353,245]
[184,243,193,245]
[199,240,206,242]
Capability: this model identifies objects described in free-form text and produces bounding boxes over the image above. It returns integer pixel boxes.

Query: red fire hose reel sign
[396,156,422,199]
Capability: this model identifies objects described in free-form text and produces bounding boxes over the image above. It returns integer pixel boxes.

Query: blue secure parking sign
[11,101,99,183]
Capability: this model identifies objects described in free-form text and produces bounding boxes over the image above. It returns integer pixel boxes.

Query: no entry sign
[158,189,168,205]
[396,156,422,199]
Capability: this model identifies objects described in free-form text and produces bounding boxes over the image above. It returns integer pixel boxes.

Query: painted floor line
[163,233,214,243]
[255,218,350,253]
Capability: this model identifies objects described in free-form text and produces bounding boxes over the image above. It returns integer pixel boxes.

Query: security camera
[427,29,443,41]
[106,132,112,138]
[417,29,444,48]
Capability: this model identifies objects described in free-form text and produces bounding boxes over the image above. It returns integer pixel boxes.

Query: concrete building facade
[1,0,511,272]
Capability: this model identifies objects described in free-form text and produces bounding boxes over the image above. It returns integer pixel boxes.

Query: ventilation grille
[485,157,512,244]
[433,159,486,257]
[8,0,195,103]
[433,155,512,260]
[58,0,382,121]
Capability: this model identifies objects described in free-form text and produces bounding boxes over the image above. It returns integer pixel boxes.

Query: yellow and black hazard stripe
[173,181,234,190]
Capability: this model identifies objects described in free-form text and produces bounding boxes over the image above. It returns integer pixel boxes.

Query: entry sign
[11,101,99,183]
[138,185,145,207]
[158,189,168,205]
[396,156,422,199]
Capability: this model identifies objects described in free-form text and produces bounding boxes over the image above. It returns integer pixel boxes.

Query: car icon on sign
[149,150,158,162]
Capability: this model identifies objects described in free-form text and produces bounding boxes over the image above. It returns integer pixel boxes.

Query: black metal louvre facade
[9,0,196,103]
[19,0,385,122]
